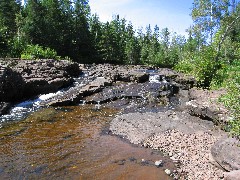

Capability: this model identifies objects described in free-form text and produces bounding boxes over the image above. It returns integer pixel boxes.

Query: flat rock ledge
[109,110,239,179]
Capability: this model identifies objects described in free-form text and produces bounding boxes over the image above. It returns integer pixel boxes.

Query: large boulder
[224,170,240,180]
[211,137,240,171]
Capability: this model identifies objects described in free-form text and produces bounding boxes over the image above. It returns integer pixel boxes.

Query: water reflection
[0,105,174,179]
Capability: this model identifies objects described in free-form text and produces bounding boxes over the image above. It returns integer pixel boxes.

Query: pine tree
[70,0,94,63]
[0,0,21,57]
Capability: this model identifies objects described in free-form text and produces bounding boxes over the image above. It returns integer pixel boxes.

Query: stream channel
[0,73,175,180]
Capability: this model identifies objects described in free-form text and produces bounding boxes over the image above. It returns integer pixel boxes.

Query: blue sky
[89,0,194,36]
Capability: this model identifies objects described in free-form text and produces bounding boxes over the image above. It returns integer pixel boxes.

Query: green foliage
[21,44,59,60]
[0,0,21,57]
[14,0,93,63]
[175,53,195,74]
[175,46,219,87]
[218,71,240,138]
[193,46,218,87]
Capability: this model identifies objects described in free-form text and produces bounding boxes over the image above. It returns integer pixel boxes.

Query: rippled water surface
[0,105,174,179]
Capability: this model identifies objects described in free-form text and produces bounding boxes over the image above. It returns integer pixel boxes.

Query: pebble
[154,160,163,167]
[165,169,171,175]
[145,130,224,179]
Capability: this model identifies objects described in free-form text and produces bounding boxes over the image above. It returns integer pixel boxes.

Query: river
[0,104,175,179]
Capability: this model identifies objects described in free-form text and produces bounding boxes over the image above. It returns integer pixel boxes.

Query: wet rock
[40,77,112,106]
[140,159,150,166]
[224,170,240,180]
[211,137,240,171]
[129,157,137,162]
[0,102,12,116]
[113,159,126,165]
[86,82,168,104]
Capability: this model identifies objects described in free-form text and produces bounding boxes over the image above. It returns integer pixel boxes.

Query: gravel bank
[144,129,224,179]
[109,111,227,179]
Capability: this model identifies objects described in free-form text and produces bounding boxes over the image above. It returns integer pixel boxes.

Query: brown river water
[0,105,174,180]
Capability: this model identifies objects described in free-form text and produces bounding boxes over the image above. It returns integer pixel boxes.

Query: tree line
[0,0,189,67]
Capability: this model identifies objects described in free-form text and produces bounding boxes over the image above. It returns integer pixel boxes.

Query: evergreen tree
[70,0,94,63]
[124,22,140,64]
[0,0,21,57]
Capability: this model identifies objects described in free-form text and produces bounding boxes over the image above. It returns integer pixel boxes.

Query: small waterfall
[79,100,86,105]
[0,90,64,124]
[0,73,88,126]
[95,101,101,110]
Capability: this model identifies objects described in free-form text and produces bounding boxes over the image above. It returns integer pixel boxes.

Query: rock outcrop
[0,59,81,115]
[109,110,218,144]
[0,66,25,101]
[186,88,229,124]
[39,77,112,106]
[85,64,150,83]
[40,64,195,107]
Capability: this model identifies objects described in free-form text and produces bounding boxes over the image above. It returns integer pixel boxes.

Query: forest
[0,0,239,136]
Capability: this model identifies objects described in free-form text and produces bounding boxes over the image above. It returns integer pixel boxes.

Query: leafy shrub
[176,46,219,88]
[219,81,240,138]
[216,60,240,138]
[193,47,218,87]
[21,44,59,60]
[174,53,194,74]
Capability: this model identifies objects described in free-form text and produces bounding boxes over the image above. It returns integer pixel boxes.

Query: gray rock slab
[211,137,240,171]
[110,110,216,144]
[224,170,240,180]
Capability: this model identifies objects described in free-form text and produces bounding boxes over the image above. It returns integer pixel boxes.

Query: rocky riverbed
[0,60,239,179]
